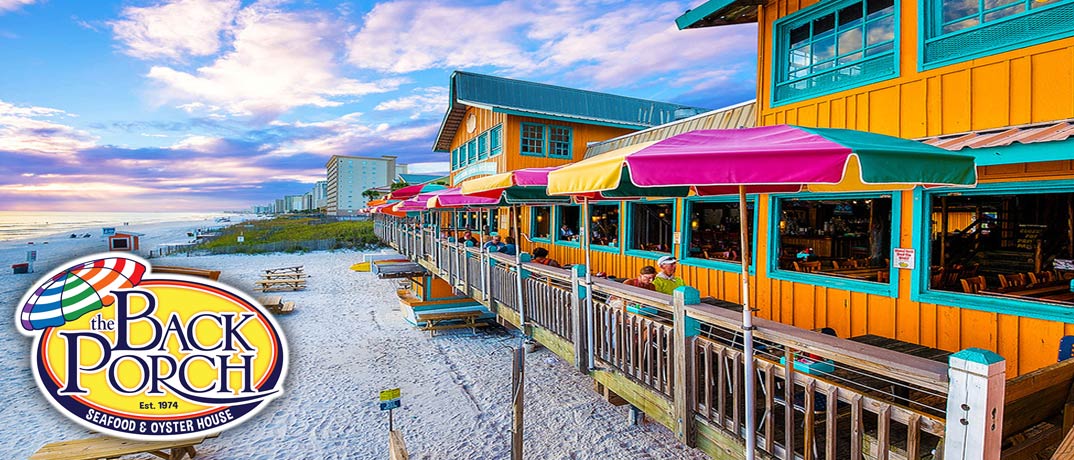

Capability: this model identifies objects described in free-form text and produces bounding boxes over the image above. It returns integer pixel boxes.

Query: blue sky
[0,0,757,211]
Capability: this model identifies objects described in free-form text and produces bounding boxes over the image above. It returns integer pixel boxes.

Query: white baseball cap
[657,256,678,267]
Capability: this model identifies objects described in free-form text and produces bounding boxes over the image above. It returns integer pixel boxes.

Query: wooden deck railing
[376,217,1008,460]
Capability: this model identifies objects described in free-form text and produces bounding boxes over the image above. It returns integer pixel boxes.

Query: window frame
[624,199,678,261]
[911,179,1074,323]
[490,124,503,156]
[770,0,900,107]
[918,0,1074,70]
[767,191,902,297]
[529,205,552,243]
[467,139,478,164]
[477,132,489,160]
[548,125,573,159]
[520,122,546,157]
[588,202,623,254]
[679,195,760,274]
[554,204,582,248]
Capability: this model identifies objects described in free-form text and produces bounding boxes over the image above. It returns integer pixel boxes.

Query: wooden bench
[416,311,486,336]
[30,435,212,460]
[254,279,307,292]
[153,265,222,281]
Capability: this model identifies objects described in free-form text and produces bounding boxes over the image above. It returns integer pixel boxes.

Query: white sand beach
[0,221,706,459]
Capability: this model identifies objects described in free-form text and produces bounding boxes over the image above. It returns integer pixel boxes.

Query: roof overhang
[675,0,763,29]
[919,119,1074,166]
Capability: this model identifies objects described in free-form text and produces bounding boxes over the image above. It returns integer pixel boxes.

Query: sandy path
[1,249,707,459]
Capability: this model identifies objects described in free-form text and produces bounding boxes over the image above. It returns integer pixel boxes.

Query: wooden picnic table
[261,272,309,280]
[255,279,307,292]
[256,295,283,308]
[981,280,1072,299]
[30,435,211,460]
[264,265,303,274]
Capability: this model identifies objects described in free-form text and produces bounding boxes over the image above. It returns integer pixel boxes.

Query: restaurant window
[776,196,892,283]
[521,123,545,157]
[922,0,1074,68]
[926,191,1073,305]
[555,205,581,244]
[685,199,753,264]
[590,203,620,248]
[549,126,572,159]
[477,132,489,160]
[467,139,478,163]
[629,202,674,253]
[773,0,897,105]
[490,125,503,156]
[531,206,551,241]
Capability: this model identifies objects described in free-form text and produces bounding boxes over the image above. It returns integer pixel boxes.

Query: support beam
[673,286,701,446]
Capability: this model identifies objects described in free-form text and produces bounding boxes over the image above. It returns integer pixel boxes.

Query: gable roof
[583,99,757,158]
[433,71,710,152]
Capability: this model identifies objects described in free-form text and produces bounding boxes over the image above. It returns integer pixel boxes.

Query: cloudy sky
[0,0,756,211]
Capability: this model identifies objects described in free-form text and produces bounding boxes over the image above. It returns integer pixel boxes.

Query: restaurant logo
[15,254,288,441]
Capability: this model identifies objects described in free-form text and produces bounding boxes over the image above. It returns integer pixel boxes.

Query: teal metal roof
[675,0,762,29]
[397,173,445,184]
[434,71,709,152]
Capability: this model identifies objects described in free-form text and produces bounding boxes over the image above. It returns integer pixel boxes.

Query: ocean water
[0,211,225,242]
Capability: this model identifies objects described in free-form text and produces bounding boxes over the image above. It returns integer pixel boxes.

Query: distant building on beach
[325,155,406,216]
[312,180,327,210]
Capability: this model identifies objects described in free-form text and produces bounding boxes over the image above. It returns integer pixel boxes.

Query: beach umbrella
[548,124,977,459]
[388,183,446,201]
[19,256,148,331]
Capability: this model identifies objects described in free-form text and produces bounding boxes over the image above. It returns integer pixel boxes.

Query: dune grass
[195,217,378,253]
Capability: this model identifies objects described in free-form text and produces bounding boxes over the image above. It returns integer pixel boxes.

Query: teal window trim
[548,125,573,159]
[910,179,1074,323]
[521,122,546,157]
[490,124,503,156]
[679,195,759,275]
[625,248,673,261]
[477,132,489,160]
[767,191,902,297]
[530,205,552,243]
[770,0,900,107]
[554,204,582,247]
[589,202,623,254]
[451,148,458,170]
[918,0,1074,70]
[467,139,477,163]
[625,199,676,255]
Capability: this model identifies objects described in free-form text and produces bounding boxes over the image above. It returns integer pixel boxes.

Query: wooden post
[673,286,701,446]
[944,348,1005,460]
[511,342,525,460]
[570,264,589,372]
[784,347,795,460]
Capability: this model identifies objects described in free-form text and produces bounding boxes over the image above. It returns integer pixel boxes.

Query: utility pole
[511,339,525,460]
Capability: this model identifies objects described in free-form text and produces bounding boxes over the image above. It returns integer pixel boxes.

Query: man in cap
[652,256,686,295]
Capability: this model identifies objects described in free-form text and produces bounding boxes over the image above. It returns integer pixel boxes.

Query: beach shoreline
[0,221,703,458]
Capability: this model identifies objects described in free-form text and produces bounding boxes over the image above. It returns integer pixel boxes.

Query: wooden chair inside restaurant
[793,261,821,273]
[876,270,890,283]
[999,273,1028,289]
[941,266,963,289]
[930,268,945,288]
[960,276,987,294]
[1029,271,1056,285]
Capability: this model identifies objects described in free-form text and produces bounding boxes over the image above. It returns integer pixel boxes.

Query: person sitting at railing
[499,236,518,256]
[623,265,657,291]
[459,230,478,246]
[531,247,561,268]
[482,233,505,253]
[653,256,686,295]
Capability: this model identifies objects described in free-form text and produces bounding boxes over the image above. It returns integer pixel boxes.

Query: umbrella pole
[582,197,595,370]
[514,204,526,327]
[739,186,756,460]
